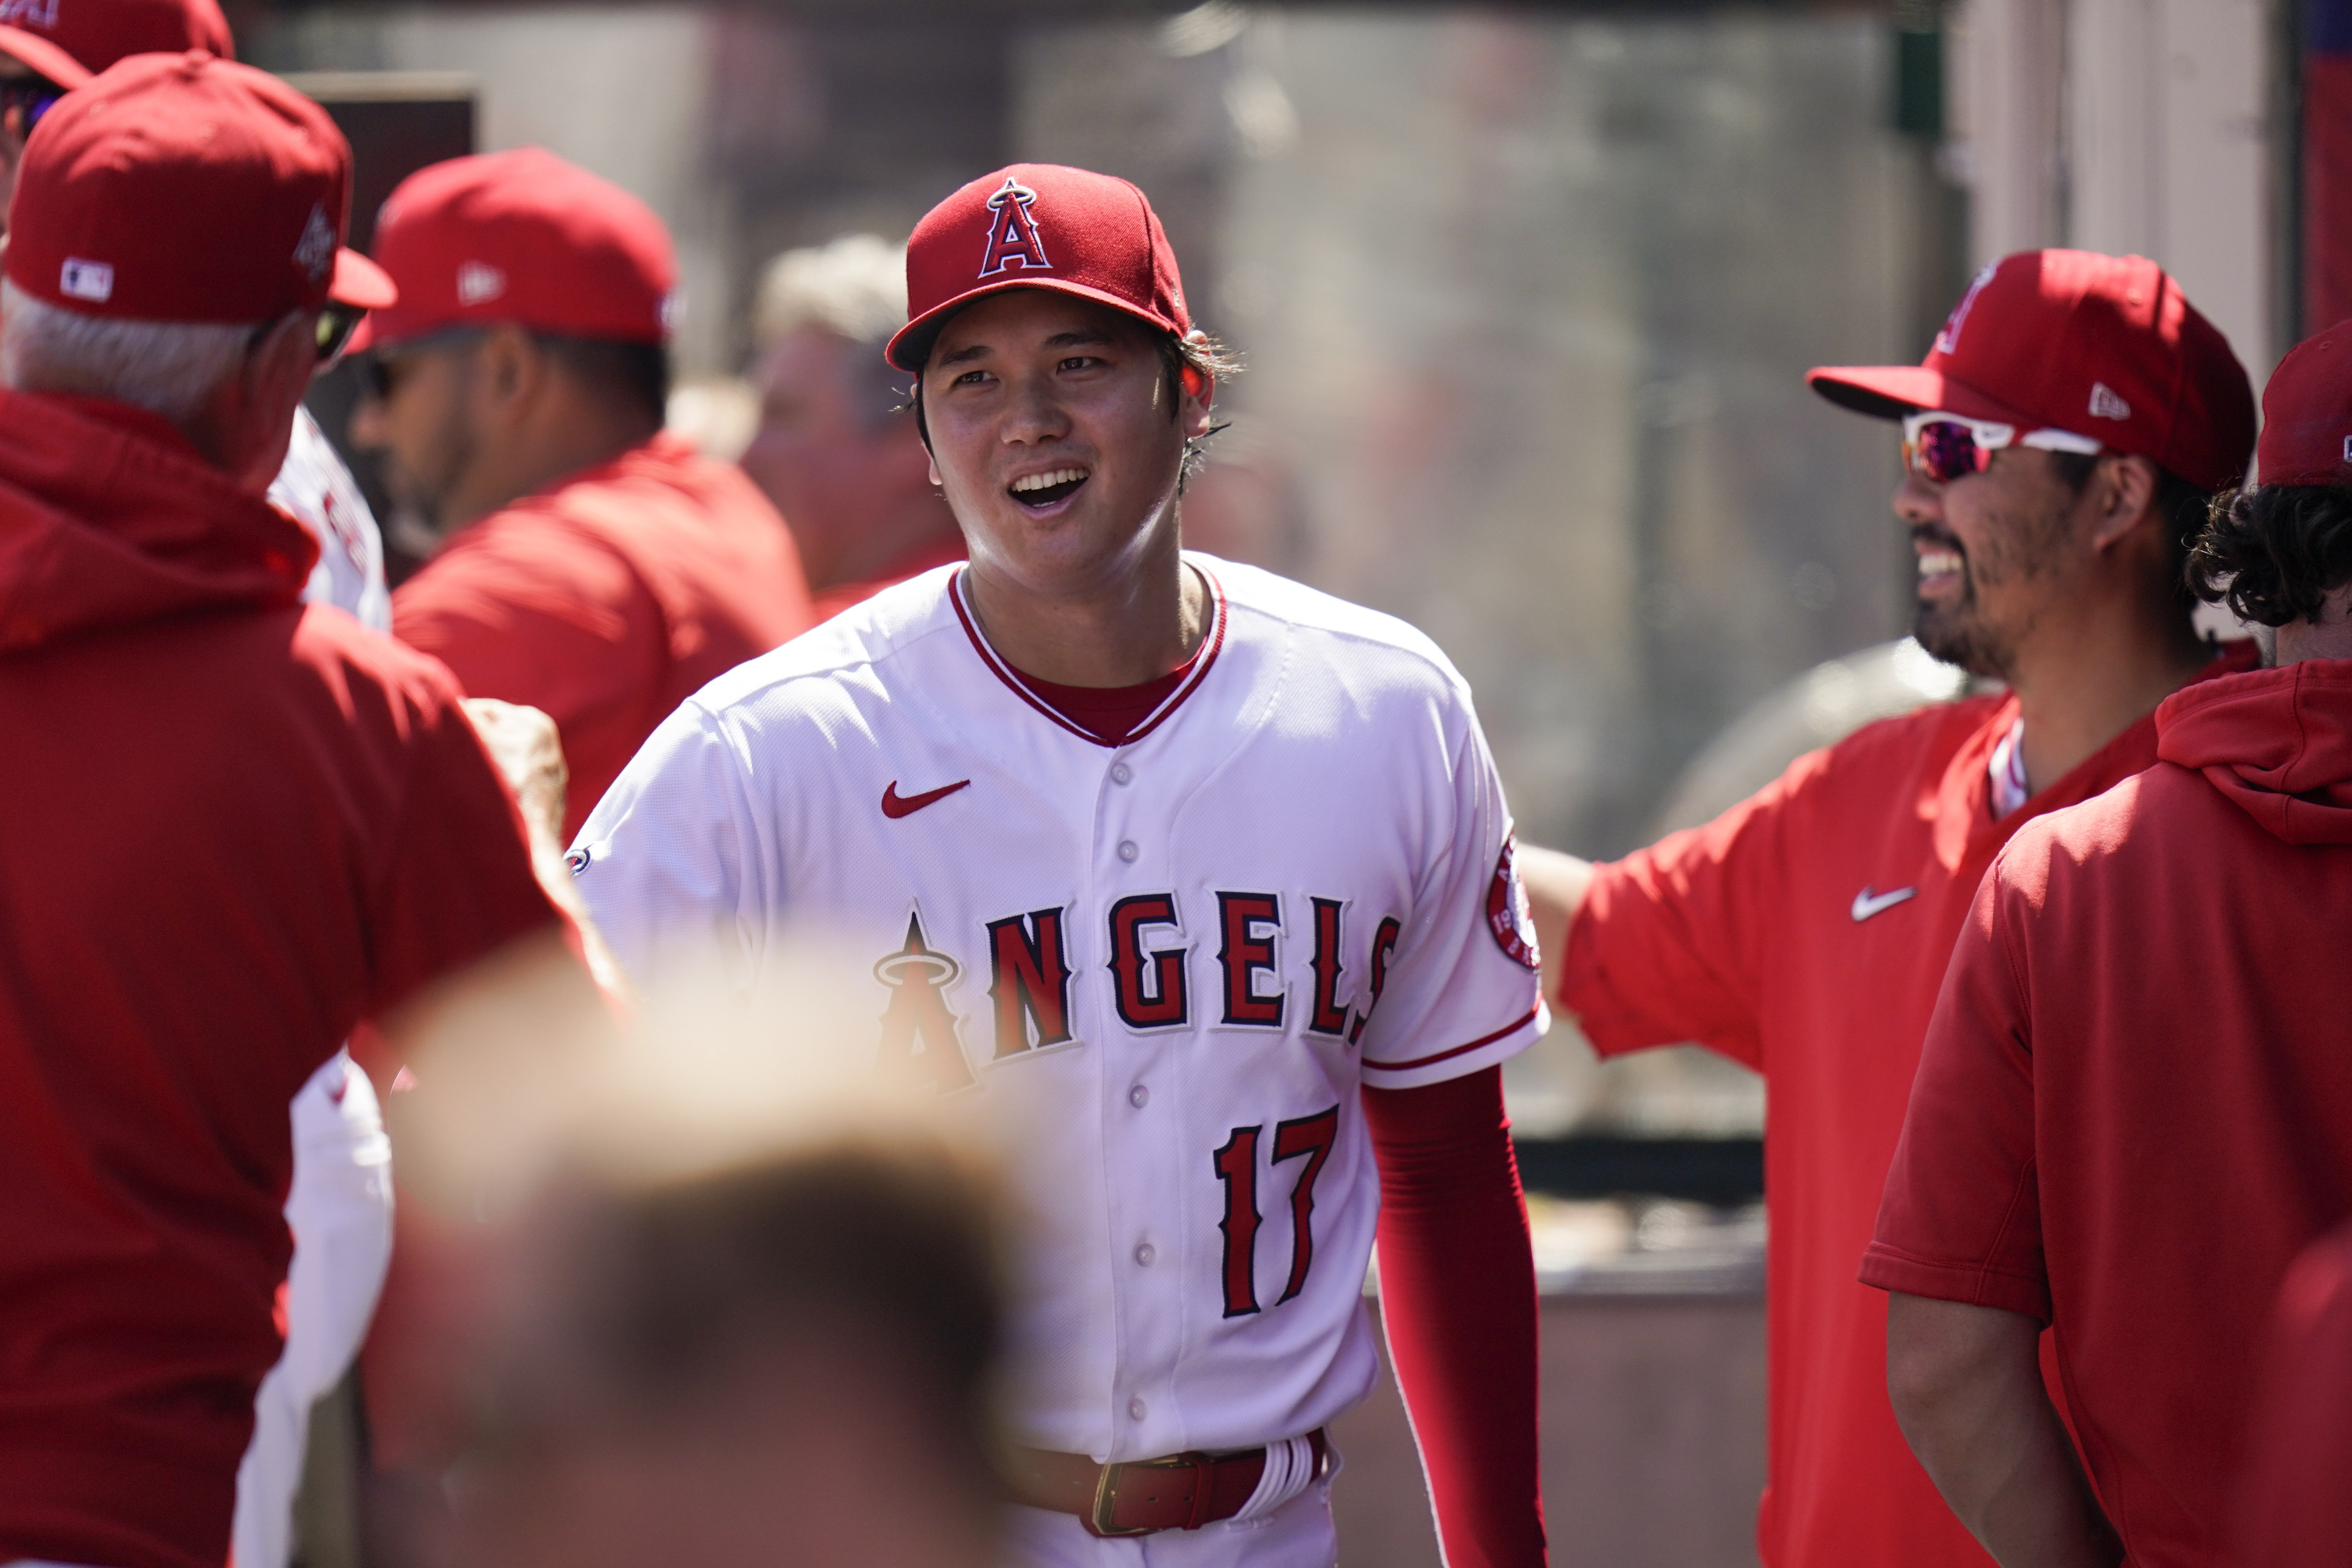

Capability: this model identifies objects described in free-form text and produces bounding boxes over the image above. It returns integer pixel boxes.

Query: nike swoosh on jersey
[1850,884,1919,923]
[881,779,972,819]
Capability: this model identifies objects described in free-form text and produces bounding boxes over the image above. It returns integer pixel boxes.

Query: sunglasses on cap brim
[1901,410,2102,484]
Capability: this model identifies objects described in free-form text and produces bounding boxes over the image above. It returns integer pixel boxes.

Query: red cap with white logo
[886,162,1190,373]
[1808,249,2255,492]
[346,148,677,356]
[0,0,232,89]
[2253,322,2352,488]
[4,51,394,322]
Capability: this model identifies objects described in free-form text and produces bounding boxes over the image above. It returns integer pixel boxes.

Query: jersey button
[1117,839,1140,862]
[1129,1084,1149,1109]
[1129,1397,1148,1421]
[1110,762,1133,785]
[1134,1242,1156,1266]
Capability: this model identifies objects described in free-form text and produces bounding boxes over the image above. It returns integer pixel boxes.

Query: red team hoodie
[0,391,557,1568]
[1867,658,2352,1566]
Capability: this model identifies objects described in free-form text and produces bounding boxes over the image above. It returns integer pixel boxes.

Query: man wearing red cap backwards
[1866,318,2352,1566]
[571,164,1550,1566]
[351,147,816,841]
[1516,250,2258,1568]
[0,52,586,1568]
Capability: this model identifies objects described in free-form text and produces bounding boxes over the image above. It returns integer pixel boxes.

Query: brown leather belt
[1009,1429,1328,1537]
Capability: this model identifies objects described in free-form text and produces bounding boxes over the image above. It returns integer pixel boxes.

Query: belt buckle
[1091,1450,1213,1537]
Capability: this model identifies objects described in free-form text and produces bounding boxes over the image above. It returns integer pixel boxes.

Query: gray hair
[753,234,906,350]
[1,280,257,424]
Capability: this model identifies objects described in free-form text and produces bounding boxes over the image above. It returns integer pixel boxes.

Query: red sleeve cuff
[1858,1241,2051,1323]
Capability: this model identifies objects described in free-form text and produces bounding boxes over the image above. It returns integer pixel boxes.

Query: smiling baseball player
[571,164,1548,1566]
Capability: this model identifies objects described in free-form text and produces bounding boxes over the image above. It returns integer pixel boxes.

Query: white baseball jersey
[231,417,395,1568]
[270,406,390,633]
[571,555,1544,1561]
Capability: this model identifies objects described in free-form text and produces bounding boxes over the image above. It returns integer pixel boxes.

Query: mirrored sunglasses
[1901,410,2102,483]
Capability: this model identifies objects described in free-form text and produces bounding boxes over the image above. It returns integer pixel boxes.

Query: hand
[463,698,569,857]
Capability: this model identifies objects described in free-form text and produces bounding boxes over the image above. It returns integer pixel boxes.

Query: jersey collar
[948,559,1228,749]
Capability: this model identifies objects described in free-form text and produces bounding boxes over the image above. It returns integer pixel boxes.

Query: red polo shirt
[1864,658,2352,1567]
[0,390,559,1568]
[394,433,816,839]
[1558,640,2254,1568]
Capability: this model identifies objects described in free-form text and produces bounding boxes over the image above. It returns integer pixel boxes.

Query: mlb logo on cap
[58,258,110,302]
[888,162,1190,372]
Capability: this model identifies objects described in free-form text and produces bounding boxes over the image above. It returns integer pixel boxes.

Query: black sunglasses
[241,302,367,368]
[314,301,364,365]
[361,327,489,399]
[0,74,67,132]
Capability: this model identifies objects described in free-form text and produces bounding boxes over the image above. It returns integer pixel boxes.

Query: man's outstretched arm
[1885,1292,2119,1568]
[1514,845,1593,1008]
[1363,1065,1546,1568]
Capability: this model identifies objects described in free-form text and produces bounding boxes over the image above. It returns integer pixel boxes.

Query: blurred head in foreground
[409,983,1009,1568]
[739,233,961,597]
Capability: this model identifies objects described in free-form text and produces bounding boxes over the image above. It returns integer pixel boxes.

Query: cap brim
[329,248,397,312]
[886,277,1183,373]
[0,26,93,89]
[1806,363,2039,429]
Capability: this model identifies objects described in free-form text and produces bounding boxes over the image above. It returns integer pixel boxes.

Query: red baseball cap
[5,52,393,322]
[886,162,1190,373]
[1809,249,2255,492]
[2254,322,2352,487]
[348,148,677,355]
[0,0,232,87]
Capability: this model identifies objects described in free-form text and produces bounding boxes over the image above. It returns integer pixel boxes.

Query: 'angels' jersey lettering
[572,556,1545,1466]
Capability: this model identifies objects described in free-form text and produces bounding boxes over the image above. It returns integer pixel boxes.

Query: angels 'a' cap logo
[0,0,61,32]
[457,260,507,306]
[1934,259,1999,356]
[293,202,336,284]
[978,177,1050,278]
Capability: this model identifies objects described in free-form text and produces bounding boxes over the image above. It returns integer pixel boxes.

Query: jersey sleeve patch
[1485,834,1541,971]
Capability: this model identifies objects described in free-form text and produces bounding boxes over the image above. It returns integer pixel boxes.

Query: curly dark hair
[2185,480,2352,626]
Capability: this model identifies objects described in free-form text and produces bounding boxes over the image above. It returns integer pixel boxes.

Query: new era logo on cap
[59,258,112,302]
[2089,382,2132,421]
[456,260,507,306]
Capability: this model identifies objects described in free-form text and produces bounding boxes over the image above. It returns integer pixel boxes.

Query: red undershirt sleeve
[1363,1064,1547,1567]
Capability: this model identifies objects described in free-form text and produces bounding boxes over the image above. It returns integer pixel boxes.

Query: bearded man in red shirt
[1867,320,2352,1568]
[1518,251,2257,1568]
[352,149,817,841]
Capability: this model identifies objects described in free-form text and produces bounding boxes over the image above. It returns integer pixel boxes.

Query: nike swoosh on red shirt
[881,779,971,819]
[1850,884,1918,923]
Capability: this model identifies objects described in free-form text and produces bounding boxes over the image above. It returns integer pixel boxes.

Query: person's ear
[2085,453,2162,554]
[474,324,541,422]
